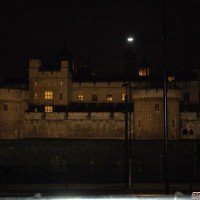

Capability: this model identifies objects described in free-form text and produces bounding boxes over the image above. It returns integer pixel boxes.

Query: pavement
[0,182,199,197]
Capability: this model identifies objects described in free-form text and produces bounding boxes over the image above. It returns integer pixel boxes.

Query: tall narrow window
[92,94,98,102]
[171,119,175,127]
[34,81,38,86]
[60,93,63,100]
[138,119,141,127]
[77,94,84,101]
[155,103,160,111]
[45,91,53,99]
[184,93,190,111]
[3,103,8,111]
[106,94,113,102]
[121,93,125,101]
[34,93,38,99]
[45,106,53,112]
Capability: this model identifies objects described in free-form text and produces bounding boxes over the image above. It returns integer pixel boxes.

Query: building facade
[0,53,200,140]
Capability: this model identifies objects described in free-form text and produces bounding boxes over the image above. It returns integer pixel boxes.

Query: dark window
[60,93,63,100]
[184,93,190,111]
[155,103,160,111]
[189,129,194,135]
[171,119,175,127]
[138,119,141,127]
[92,94,98,102]
[3,104,8,111]
[182,129,188,135]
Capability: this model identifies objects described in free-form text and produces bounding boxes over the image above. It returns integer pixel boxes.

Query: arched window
[182,129,188,135]
[189,129,194,135]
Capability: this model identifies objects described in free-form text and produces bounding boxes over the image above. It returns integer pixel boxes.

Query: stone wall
[0,89,29,139]
[133,89,180,140]
[22,112,125,139]
[181,112,200,139]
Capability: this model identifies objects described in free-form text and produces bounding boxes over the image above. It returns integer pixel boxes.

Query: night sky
[1,0,200,78]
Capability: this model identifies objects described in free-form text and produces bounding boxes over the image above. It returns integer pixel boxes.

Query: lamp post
[162,0,169,194]
[122,82,129,189]
[122,36,134,189]
[127,36,134,188]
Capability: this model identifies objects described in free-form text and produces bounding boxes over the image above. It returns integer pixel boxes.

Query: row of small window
[35,91,62,100]
[34,81,63,86]
[34,106,53,113]
[34,92,126,102]
[182,129,194,135]
[3,104,8,111]
[2,104,18,112]
[77,94,126,102]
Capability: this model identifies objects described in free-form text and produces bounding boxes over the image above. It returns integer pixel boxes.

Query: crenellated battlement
[133,88,181,99]
[0,89,29,101]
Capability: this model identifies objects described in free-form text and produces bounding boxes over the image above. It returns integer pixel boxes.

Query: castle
[0,48,200,140]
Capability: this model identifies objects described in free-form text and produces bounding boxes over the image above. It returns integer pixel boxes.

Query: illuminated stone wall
[72,82,126,103]
[180,112,200,139]
[133,89,181,140]
[22,112,125,139]
[0,89,29,139]
[29,59,72,106]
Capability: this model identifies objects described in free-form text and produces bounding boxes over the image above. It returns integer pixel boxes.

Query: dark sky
[1,0,200,78]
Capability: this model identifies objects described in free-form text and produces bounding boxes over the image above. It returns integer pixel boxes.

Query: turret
[29,59,41,69]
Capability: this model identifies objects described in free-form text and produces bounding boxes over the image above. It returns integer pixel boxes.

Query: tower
[133,88,180,140]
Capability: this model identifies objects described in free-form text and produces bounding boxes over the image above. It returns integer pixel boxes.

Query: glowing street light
[127,36,134,43]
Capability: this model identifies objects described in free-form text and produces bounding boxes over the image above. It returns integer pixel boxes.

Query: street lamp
[127,36,134,43]
[126,36,134,188]
[122,82,129,189]
[122,36,134,189]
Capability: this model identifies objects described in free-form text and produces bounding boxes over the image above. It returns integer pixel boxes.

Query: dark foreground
[0,182,199,197]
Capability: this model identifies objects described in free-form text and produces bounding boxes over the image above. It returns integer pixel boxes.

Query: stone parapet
[0,89,29,101]
[23,112,124,120]
[181,112,198,121]
[133,88,181,99]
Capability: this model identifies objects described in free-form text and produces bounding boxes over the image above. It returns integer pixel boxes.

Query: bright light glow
[127,37,134,42]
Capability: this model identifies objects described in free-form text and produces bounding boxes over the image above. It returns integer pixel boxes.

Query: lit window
[92,94,98,102]
[34,81,38,86]
[139,68,149,76]
[60,81,63,86]
[34,108,38,112]
[77,94,84,101]
[121,93,126,101]
[3,103,8,111]
[106,94,113,102]
[45,106,53,112]
[155,103,160,111]
[34,93,38,99]
[168,76,175,82]
[45,91,53,99]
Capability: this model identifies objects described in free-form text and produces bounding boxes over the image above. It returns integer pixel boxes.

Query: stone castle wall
[181,112,200,139]
[133,89,181,140]
[22,112,125,139]
[0,89,29,139]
